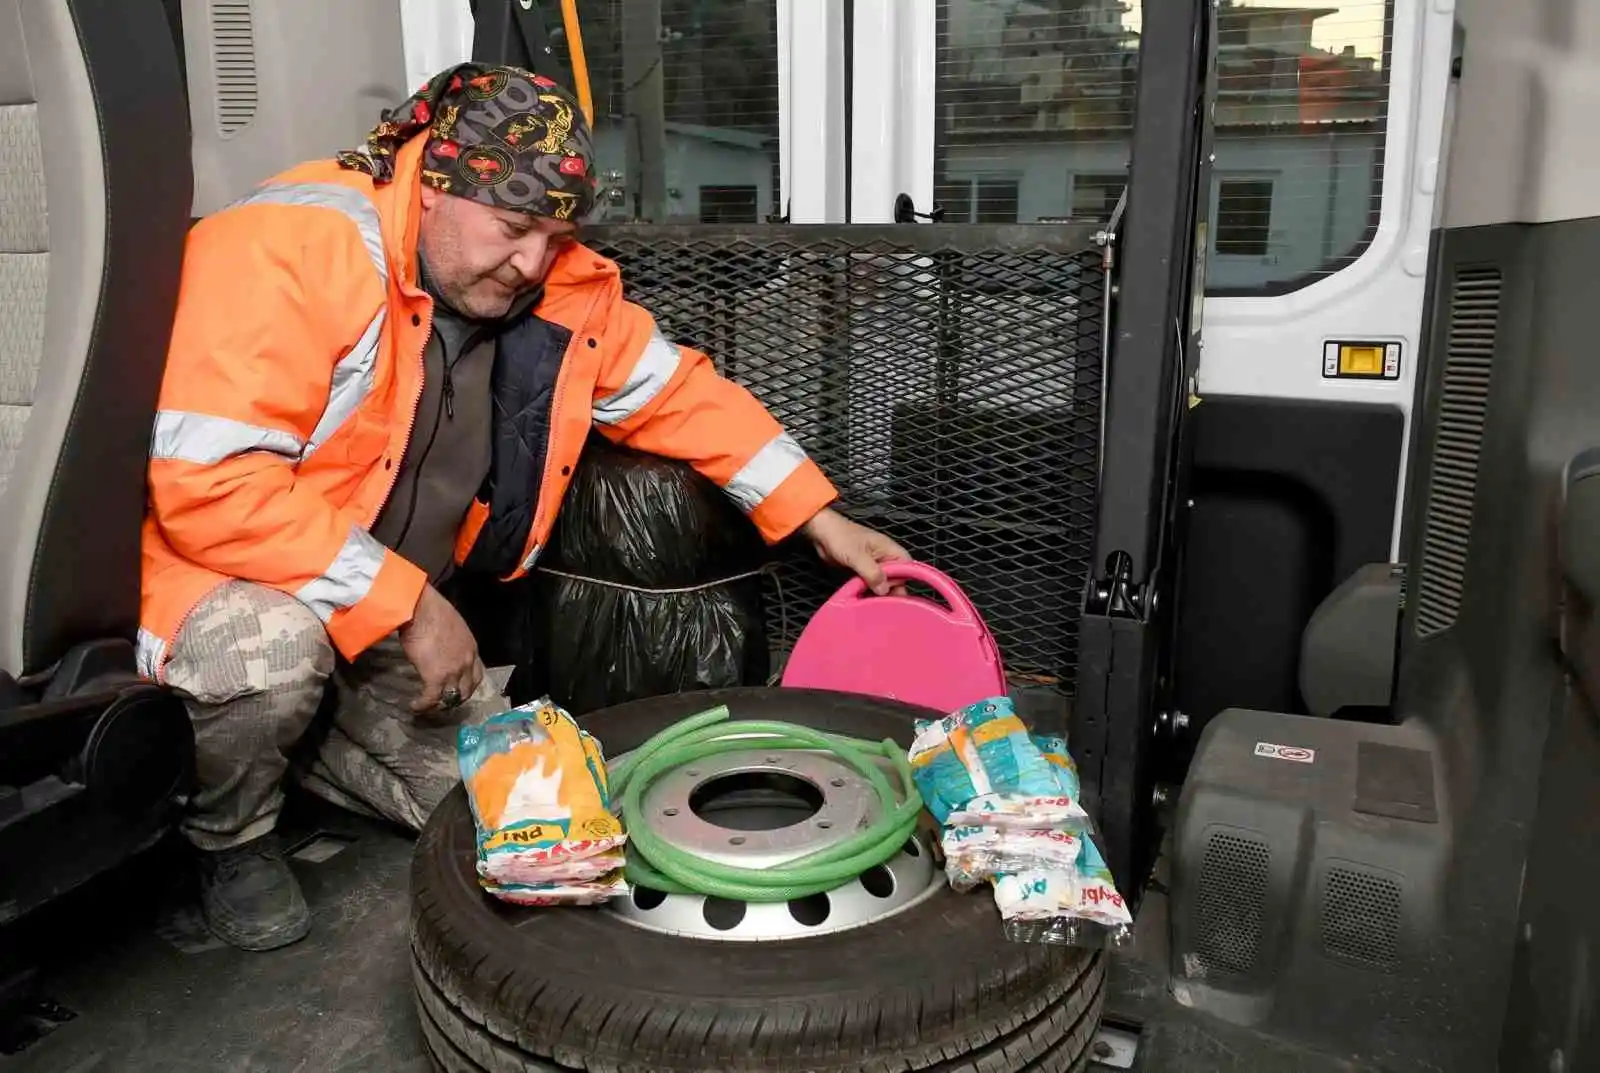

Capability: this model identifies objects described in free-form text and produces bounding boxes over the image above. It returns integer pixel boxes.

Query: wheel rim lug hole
[830,778,846,788]
[729,836,746,845]
[663,808,678,816]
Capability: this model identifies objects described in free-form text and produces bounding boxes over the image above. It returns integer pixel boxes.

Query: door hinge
[1086,550,1149,619]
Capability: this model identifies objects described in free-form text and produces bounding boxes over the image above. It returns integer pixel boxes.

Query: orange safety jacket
[137,135,837,683]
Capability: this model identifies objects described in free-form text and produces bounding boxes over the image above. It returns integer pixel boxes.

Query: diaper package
[479,871,630,908]
[942,823,1083,889]
[456,697,628,905]
[909,704,1086,826]
[908,697,1133,949]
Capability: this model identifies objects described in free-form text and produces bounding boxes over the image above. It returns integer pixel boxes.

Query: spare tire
[410,687,1106,1073]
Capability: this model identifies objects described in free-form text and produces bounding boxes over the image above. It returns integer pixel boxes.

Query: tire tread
[415,901,1106,1073]
[417,949,1105,1073]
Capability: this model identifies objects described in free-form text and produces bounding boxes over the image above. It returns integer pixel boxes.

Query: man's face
[417,185,577,319]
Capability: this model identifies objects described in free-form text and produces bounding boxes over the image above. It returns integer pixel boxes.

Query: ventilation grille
[1321,865,1402,970]
[1192,831,1271,975]
[210,0,259,136]
[1414,268,1501,638]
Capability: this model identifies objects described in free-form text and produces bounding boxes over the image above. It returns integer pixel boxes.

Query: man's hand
[400,584,484,714]
[802,507,911,596]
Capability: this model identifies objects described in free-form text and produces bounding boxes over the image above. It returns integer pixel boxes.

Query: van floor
[1,798,429,1073]
[1,803,1375,1073]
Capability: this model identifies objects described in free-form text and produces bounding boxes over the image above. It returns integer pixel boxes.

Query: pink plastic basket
[780,561,1008,712]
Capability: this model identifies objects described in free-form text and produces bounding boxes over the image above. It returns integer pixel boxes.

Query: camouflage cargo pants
[163,581,506,852]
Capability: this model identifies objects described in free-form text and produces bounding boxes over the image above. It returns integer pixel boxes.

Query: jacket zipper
[371,297,434,526]
[158,296,430,683]
[155,590,214,684]
[515,288,608,577]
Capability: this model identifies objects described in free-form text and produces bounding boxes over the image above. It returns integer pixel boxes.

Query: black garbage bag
[515,433,772,713]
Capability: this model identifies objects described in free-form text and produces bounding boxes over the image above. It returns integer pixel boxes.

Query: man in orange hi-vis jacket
[139,64,908,951]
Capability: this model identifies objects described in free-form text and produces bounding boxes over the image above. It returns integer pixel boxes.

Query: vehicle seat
[0,0,195,923]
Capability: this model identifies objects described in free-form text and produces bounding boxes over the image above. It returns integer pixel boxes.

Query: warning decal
[1254,741,1316,764]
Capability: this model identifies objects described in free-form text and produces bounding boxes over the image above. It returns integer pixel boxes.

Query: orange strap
[559,0,594,129]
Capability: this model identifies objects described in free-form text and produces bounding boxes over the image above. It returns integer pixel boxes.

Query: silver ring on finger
[440,686,464,709]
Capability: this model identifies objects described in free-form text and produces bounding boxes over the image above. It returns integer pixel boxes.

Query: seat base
[1169,708,1448,1060]
[1,640,193,925]
[0,779,178,926]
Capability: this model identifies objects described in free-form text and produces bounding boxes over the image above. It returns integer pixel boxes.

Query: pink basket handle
[826,560,983,626]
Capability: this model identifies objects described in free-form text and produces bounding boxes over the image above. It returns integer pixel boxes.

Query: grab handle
[826,561,983,626]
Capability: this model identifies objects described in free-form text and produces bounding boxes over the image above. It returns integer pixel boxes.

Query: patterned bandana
[337,62,597,222]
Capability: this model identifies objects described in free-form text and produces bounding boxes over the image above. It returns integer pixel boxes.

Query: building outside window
[933,0,1391,294]
[1070,173,1127,220]
[1215,177,1275,256]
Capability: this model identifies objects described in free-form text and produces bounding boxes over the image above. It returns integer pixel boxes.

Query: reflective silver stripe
[295,526,388,622]
[135,628,167,681]
[304,306,386,457]
[724,432,808,513]
[228,182,390,458]
[592,330,683,426]
[520,543,544,572]
[151,411,305,465]
[230,182,387,283]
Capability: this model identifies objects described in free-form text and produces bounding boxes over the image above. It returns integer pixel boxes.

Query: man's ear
[420,184,444,210]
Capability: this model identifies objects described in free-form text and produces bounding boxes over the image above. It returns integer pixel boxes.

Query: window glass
[568,0,781,223]
[933,0,1394,295]
[935,0,1141,226]
[1207,0,1391,293]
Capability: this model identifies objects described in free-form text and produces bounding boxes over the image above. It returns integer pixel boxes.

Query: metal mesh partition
[584,224,1107,694]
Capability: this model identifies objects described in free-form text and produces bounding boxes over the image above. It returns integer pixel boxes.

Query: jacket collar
[366,136,428,295]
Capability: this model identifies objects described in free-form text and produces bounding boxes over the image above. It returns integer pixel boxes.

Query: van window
[932,0,1394,295]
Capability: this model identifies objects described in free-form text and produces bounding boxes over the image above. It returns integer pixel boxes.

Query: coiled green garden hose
[608,706,924,903]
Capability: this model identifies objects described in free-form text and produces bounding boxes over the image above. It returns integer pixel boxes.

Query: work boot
[197,833,312,952]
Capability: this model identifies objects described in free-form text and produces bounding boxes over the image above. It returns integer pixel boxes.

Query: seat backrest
[0,0,192,676]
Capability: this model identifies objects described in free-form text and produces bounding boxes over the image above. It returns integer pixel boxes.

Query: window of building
[1215,178,1274,256]
[935,180,971,222]
[1070,173,1127,220]
[699,185,760,223]
[935,177,1021,223]
[974,178,1021,222]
